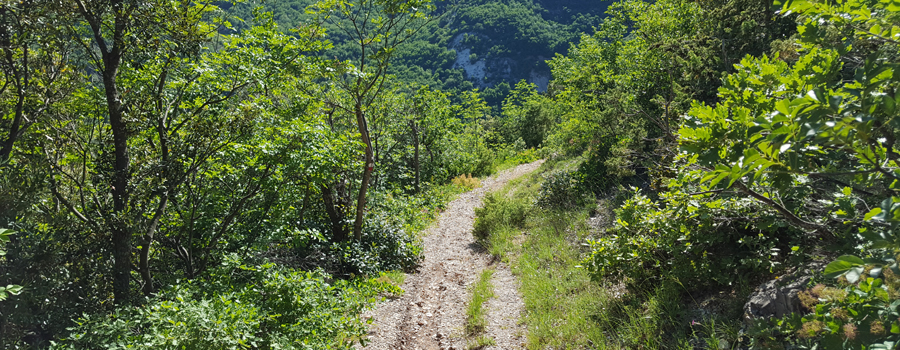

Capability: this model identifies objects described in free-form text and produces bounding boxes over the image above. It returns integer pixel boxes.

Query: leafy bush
[369,184,461,235]
[536,168,591,210]
[333,216,423,275]
[445,124,496,178]
[58,262,397,349]
[506,147,539,165]
[671,0,900,346]
[473,192,529,241]
[313,184,463,276]
[586,183,803,289]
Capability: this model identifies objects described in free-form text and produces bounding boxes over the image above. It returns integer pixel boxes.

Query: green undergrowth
[58,257,401,349]
[370,182,470,239]
[466,269,497,349]
[492,144,541,173]
[53,182,466,350]
[475,159,747,349]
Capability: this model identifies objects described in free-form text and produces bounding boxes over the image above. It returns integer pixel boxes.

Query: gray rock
[744,275,810,322]
[743,263,823,323]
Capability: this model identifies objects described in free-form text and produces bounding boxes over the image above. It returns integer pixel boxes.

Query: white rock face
[450,33,487,85]
[529,69,550,92]
[449,32,552,92]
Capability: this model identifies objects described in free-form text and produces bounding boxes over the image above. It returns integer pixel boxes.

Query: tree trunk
[352,102,373,241]
[0,42,27,163]
[0,90,25,163]
[103,65,132,304]
[139,193,167,295]
[410,120,420,193]
[78,0,133,305]
[321,184,348,242]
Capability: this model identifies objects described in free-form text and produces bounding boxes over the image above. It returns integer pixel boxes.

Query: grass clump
[374,270,407,292]
[466,335,496,350]
[472,192,528,241]
[465,268,497,349]
[466,268,496,336]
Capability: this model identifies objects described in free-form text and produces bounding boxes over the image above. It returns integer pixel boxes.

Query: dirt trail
[359,160,542,350]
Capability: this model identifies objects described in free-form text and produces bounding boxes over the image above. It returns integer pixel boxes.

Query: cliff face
[440,0,608,93]
[448,32,551,91]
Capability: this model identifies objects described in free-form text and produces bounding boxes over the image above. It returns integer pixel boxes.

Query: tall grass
[466,269,497,349]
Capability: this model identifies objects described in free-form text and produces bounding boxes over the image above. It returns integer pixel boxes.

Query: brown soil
[358,160,543,350]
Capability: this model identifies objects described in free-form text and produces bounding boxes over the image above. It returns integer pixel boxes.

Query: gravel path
[358,160,542,350]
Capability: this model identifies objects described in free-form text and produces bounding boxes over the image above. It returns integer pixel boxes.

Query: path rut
[358,161,542,350]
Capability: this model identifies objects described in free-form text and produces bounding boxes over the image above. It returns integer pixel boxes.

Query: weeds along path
[358,160,542,350]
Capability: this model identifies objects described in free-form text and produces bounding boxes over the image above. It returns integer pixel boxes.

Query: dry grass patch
[452,173,481,190]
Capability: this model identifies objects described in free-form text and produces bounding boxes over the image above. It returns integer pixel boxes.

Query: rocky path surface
[358,161,542,350]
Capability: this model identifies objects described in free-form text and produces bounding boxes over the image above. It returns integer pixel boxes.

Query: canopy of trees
[0,0,538,347]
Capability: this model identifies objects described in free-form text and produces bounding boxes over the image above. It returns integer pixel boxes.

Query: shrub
[536,169,591,210]
[506,147,539,165]
[451,173,481,190]
[58,263,397,349]
[334,217,423,275]
[585,186,803,290]
[473,192,528,241]
[445,125,496,178]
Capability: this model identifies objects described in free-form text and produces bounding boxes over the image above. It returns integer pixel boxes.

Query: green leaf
[5,285,22,295]
[865,207,883,221]
[825,255,865,279]
[871,23,884,36]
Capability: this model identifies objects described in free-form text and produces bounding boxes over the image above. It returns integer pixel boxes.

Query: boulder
[742,264,822,323]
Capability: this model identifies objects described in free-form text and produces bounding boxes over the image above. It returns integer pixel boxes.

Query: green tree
[45,0,327,301]
[312,0,434,241]
[0,2,77,163]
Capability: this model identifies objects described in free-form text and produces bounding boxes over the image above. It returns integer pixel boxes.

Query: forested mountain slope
[223,0,608,105]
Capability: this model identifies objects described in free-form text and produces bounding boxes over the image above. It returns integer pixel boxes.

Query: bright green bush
[586,182,803,289]
[673,0,900,345]
[58,262,396,350]
[473,192,529,241]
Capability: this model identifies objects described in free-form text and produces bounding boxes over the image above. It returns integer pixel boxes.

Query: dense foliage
[0,0,539,347]
[505,0,900,347]
[62,261,398,350]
